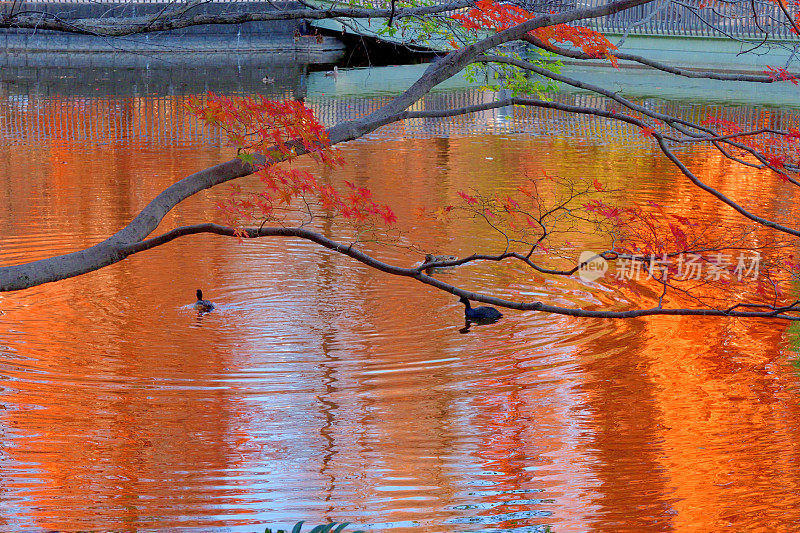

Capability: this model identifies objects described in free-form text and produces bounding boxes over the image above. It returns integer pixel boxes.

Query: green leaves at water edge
[264,521,365,533]
[466,48,562,98]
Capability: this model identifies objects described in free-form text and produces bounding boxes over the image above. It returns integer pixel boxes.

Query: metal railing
[525,0,800,41]
[2,0,798,40]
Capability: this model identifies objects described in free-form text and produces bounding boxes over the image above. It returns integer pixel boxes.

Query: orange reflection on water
[1,92,800,532]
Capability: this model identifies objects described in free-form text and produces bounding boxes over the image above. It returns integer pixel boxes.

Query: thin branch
[522,34,777,83]
[654,136,800,237]
[124,222,800,321]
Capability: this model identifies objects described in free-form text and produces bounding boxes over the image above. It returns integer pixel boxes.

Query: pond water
[2,61,800,532]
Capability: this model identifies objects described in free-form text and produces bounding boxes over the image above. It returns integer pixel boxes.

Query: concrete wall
[584,34,798,74]
[0,1,345,54]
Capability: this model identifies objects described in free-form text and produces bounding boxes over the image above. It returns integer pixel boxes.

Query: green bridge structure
[311,0,800,73]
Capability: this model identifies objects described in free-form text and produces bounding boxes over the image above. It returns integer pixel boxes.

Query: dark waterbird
[193,289,215,313]
[459,296,502,322]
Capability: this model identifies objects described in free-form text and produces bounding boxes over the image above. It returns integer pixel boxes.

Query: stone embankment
[0,1,344,63]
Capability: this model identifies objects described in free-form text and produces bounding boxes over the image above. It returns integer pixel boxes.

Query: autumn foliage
[764,65,799,85]
[532,23,619,66]
[185,8,798,312]
[186,94,396,230]
[452,0,618,65]
[451,0,534,32]
[700,115,800,179]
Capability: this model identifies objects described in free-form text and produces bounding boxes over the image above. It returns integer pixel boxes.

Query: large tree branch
[323,0,659,130]
[1,1,473,36]
[1,0,794,324]
[3,61,790,292]
[123,222,800,321]
[0,0,668,292]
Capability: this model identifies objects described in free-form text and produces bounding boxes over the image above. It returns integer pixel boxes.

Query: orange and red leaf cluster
[452,0,617,66]
[764,65,799,85]
[531,24,618,66]
[583,198,702,258]
[452,0,534,32]
[186,93,341,166]
[187,94,396,228]
[457,190,479,204]
[702,113,799,179]
[700,115,743,134]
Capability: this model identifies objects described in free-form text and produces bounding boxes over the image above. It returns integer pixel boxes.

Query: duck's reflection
[459,315,502,334]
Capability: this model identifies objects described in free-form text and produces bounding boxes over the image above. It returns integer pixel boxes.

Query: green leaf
[332,523,351,533]
[237,152,255,164]
[291,521,305,533]
[377,25,398,37]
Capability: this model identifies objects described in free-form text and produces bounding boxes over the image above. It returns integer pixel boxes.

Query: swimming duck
[424,253,457,264]
[193,289,215,313]
[459,296,502,321]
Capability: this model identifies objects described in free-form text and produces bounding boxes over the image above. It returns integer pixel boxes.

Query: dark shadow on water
[459,317,502,334]
[0,52,330,98]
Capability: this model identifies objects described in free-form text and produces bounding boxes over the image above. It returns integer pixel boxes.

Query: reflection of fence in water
[2,90,800,146]
[307,92,800,144]
[0,95,226,146]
